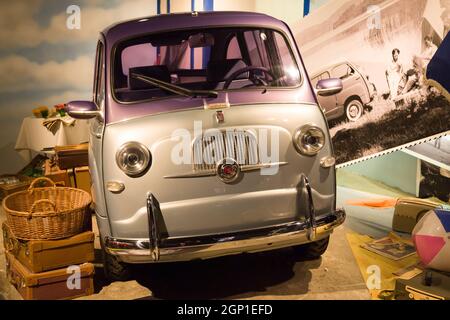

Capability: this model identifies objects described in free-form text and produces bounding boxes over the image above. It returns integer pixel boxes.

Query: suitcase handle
[29,199,57,218]
[28,177,56,192]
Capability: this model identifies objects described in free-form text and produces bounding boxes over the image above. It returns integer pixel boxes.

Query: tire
[345,99,364,122]
[292,236,330,260]
[101,241,132,281]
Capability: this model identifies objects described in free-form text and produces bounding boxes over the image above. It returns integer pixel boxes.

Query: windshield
[113,27,301,103]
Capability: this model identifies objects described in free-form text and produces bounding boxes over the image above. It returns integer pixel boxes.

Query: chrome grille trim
[163,162,288,179]
[193,129,260,171]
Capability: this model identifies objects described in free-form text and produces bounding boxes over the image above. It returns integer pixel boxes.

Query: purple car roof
[102,11,289,44]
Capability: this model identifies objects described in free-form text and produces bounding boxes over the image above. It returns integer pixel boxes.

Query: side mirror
[315,78,343,96]
[66,101,102,120]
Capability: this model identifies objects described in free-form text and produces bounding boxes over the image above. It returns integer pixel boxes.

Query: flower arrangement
[32,106,49,118]
[55,103,66,117]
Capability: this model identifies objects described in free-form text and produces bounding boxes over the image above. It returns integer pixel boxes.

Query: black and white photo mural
[296,0,450,165]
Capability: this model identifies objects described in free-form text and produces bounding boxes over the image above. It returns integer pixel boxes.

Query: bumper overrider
[104,175,346,263]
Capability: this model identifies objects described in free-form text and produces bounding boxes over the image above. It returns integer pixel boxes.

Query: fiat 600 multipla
[67,11,346,280]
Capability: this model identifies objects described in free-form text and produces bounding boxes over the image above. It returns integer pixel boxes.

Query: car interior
[113,27,300,102]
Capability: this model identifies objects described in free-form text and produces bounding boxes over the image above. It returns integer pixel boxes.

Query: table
[14,116,89,162]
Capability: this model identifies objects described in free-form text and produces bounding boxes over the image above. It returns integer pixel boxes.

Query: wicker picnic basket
[2,177,91,240]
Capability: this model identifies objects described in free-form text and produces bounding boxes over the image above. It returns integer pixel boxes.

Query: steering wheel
[223,66,276,90]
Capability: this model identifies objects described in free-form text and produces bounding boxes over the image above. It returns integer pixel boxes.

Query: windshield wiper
[131,73,218,98]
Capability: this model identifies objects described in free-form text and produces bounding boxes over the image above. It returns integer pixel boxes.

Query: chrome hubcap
[348,104,361,120]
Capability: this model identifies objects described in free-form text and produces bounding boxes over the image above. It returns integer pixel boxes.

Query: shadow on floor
[93,247,321,300]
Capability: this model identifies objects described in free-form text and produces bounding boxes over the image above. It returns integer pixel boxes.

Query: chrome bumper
[105,209,345,263]
[104,174,345,263]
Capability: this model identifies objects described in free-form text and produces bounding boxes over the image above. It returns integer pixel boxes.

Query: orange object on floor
[346,198,398,208]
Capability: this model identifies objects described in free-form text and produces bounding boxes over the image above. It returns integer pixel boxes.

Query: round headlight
[293,125,325,156]
[116,142,151,176]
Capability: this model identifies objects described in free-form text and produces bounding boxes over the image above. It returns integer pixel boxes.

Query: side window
[226,36,242,59]
[92,42,100,100]
[331,64,352,79]
[94,41,105,108]
[273,32,300,84]
[244,30,269,67]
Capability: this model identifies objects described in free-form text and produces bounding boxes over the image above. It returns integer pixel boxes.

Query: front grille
[192,129,260,171]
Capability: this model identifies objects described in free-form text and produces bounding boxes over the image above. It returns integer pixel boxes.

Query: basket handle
[28,177,56,192]
[28,199,56,218]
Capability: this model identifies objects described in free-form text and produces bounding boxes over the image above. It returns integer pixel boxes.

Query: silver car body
[82,12,345,264]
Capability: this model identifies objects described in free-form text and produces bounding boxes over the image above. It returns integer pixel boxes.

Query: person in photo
[385,48,404,99]
[420,35,438,68]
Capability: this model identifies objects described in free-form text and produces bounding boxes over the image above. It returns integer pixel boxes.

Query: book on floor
[361,236,416,260]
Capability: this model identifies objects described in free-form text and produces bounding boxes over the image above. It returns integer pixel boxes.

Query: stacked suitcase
[2,222,95,300]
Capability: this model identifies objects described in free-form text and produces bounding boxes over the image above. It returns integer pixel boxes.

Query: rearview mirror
[315,78,343,96]
[66,101,102,120]
[188,33,214,48]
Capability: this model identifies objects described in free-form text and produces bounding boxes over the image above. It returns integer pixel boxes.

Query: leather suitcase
[54,144,88,170]
[392,198,440,233]
[5,252,94,300]
[2,222,94,273]
[395,270,450,300]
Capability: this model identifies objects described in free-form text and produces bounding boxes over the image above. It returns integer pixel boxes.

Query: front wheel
[101,240,132,281]
[292,236,330,260]
[345,99,364,122]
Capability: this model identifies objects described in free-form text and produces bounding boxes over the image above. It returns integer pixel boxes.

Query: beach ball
[412,208,450,272]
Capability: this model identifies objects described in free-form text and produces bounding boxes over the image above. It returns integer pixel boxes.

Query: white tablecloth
[15,117,89,161]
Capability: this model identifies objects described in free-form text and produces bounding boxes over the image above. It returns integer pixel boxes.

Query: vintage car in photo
[311,61,376,122]
[67,11,346,280]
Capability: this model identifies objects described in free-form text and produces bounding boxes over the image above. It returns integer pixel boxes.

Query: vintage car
[67,11,346,280]
[311,61,376,122]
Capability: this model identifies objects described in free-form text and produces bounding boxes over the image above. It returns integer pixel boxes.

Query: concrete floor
[0,204,370,300]
[103,225,369,300]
